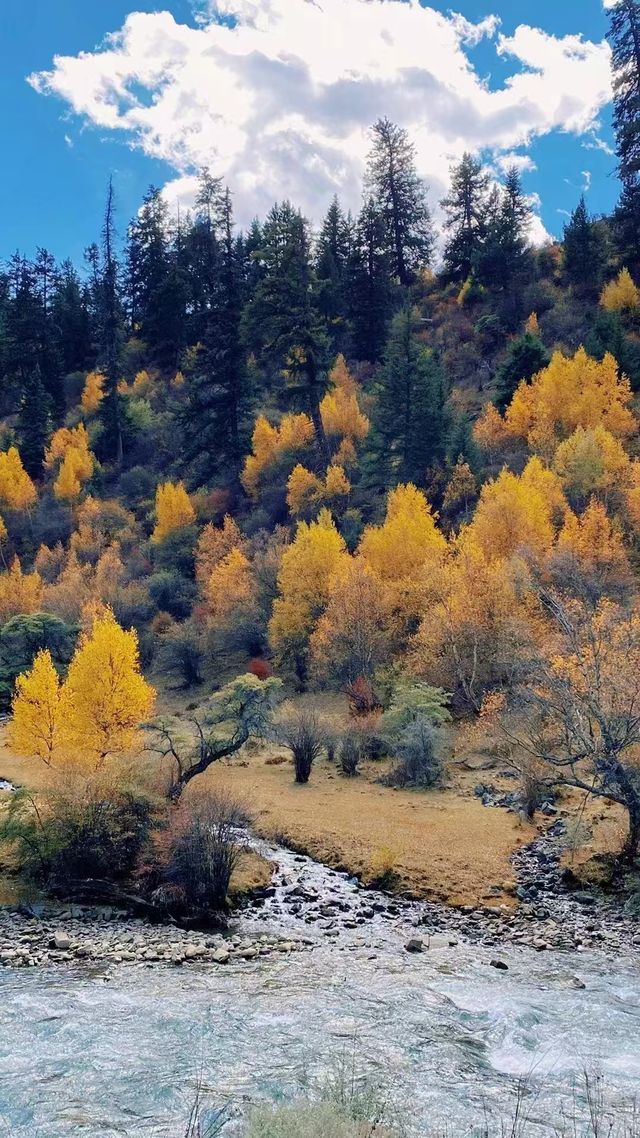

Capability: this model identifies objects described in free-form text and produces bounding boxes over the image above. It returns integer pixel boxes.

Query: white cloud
[29,0,612,234]
[495,152,537,174]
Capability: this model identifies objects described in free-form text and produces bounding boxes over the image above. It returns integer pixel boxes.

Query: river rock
[212,948,230,964]
[50,932,71,950]
[489,959,509,970]
[404,937,424,953]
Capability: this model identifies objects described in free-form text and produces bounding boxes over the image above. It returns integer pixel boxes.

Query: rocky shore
[0,822,638,970]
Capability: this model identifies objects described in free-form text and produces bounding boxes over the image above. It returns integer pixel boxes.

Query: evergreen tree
[585,310,640,391]
[314,196,352,348]
[364,118,434,285]
[475,168,532,326]
[608,0,640,271]
[97,180,125,465]
[495,331,550,411]
[563,196,609,297]
[242,202,330,458]
[18,364,51,477]
[125,186,186,369]
[183,185,247,483]
[349,197,393,362]
[51,260,92,375]
[441,153,490,281]
[371,307,448,487]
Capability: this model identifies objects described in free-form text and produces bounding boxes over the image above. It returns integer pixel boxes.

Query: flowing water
[0,841,639,1138]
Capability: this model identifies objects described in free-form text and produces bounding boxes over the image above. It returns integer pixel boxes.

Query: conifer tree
[441,153,490,281]
[563,196,609,296]
[18,365,50,478]
[349,198,393,361]
[609,0,640,271]
[96,180,124,465]
[371,308,448,487]
[495,331,550,412]
[314,196,352,348]
[364,118,434,285]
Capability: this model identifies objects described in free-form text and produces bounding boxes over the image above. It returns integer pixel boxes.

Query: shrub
[367,845,398,887]
[0,783,155,888]
[339,733,362,777]
[159,792,248,913]
[244,1102,375,1138]
[247,657,272,680]
[156,622,205,688]
[385,717,443,789]
[346,676,380,718]
[277,708,327,784]
[148,569,196,620]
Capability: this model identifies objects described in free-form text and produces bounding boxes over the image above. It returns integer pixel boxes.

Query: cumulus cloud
[29,0,612,233]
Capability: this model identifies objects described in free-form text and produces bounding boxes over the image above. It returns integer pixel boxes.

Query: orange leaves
[151,481,195,543]
[0,447,37,511]
[359,483,446,583]
[557,499,627,572]
[320,354,369,442]
[206,547,256,622]
[504,348,636,456]
[80,370,105,415]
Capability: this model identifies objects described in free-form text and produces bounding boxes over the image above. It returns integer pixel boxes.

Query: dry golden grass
[198,745,529,908]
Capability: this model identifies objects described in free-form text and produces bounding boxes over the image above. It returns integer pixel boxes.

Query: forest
[2,0,640,932]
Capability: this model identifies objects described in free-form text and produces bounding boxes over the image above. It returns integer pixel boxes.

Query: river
[0,841,639,1137]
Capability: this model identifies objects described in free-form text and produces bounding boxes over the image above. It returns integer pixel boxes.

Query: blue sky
[0,0,617,265]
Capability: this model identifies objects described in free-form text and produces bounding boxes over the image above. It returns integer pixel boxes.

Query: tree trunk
[622,795,640,863]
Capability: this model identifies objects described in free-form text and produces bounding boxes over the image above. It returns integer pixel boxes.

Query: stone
[489,959,508,970]
[50,932,71,950]
[404,938,424,953]
[212,948,230,964]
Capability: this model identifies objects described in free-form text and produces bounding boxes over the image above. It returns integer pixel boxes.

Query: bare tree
[277,707,328,784]
[504,592,640,862]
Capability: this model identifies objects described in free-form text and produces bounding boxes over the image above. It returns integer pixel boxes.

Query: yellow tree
[466,459,565,563]
[286,464,323,516]
[0,447,37,511]
[600,268,639,313]
[309,557,395,689]
[81,370,105,415]
[555,499,629,581]
[552,425,630,507]
[0,558,43,622]
[320,355,370,444]
[53,444,93,502]
[206,546,256,623]
[269,508,348,679]
[504,348,636,456]
[195,514,245,594]
[151,481,195,543]
[241,413,315,498]
[64,608,155,764]
[8,650,74,767]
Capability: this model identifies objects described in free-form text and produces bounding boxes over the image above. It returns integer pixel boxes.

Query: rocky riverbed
[1,821,637,971]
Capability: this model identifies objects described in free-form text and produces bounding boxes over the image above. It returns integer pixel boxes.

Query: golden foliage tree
[552,425,630,507]
[309,557,394,688]
[319,355,370,443]
[0,447,37,511]
[206,546,256,623]
[8,649,74,766]
[286,463,351,517]
[555,499,628,578]
[0,558,43,622]
[504,348,636,456]
[151,481,196,543]
[269,508,348,676]
[600,268,640,313]
[64,608,155,764]
[195,515,245,594]
[81,370,105,415]
[242,413,315,498]
[466,459,565,563]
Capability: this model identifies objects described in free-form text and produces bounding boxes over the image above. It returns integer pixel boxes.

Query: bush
[277,708,327,784]
[0,783,154,888]
[159,792,248,913]
[244,1102,375,1138]
[385,717,443,789]
[339,732,362,777]
[156,621,205,688]
[147,569,196,620]
[247,657,272,680]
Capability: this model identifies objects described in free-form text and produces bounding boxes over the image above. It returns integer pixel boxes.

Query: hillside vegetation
[2,4,640,914]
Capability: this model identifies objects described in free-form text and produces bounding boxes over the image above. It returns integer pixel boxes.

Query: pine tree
[97,180,125,465]
[495,331,550,412]
[18,365,51,478]
[349,198,394,361]
[51,260,92,375]
[183,184,248,482]
[371,308,448,487]
[364,118,434,285]
[242,202,330,459]
[441,153,490,281]
[314,196,352,349]
[609,1,640,271]
[563,197,609,297]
